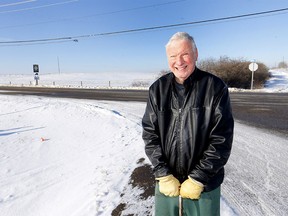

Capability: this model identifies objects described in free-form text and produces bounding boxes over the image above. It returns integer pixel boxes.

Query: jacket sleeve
[189,86,234,184]
[142,89,171,178]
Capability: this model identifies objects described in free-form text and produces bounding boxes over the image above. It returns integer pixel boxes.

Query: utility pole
[57,56,61,74]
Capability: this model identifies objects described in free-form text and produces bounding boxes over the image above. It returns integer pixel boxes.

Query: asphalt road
[0,86,287,136]
[230,92,288,136]
[0,86,148,101]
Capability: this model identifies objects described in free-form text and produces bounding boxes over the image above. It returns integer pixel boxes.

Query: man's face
[166,39,198,84]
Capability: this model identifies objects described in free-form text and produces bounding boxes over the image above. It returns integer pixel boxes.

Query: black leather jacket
[142,68,234,192]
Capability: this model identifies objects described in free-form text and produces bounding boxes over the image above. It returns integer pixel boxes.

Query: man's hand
[156,174,180,197]
[180,177,204,200]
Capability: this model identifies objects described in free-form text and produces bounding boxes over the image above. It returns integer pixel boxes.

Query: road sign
[249,62,258,90]
[33,64,39,73]
[249,62,258,72]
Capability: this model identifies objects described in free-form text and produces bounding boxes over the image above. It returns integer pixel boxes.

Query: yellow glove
[156,174,180,197]
[180,177,204,200]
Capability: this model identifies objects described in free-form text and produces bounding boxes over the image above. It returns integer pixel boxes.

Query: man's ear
[195,48,198,61]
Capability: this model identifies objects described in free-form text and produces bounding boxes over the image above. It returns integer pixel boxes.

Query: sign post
[249,62,258,90]
[33,64,39,85]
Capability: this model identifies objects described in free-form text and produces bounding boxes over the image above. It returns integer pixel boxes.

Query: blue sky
[0,0,287,75]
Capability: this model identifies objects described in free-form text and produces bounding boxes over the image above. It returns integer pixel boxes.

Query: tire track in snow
[222,121,288,216]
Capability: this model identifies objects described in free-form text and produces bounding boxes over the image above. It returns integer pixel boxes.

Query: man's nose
[176,56,184,65]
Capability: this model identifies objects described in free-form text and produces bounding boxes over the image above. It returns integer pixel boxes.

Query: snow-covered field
[0,71,157,89]
[0,69,288,92]
[0,69,287,215]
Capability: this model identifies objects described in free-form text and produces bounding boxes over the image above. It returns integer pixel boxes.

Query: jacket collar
[171,67,200,92]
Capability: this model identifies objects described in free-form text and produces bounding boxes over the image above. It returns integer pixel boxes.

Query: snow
[0,71,157,89]
[0,69,288,215]
[264,68,288,92]
[1,68,288,92]
[0,98,148,215]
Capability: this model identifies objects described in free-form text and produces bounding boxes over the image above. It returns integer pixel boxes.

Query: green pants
[155,183,220,216]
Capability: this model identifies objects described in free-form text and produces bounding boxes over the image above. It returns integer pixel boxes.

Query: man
[142,32,234,215]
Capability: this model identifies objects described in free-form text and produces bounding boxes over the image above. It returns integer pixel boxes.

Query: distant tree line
[158,56,270,89]
[197,56,270,89]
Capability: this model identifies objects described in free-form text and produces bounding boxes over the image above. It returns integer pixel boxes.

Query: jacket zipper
[177,107,184,177]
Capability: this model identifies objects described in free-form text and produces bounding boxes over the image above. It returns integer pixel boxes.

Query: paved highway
[0,86,287,135]
[230,92,288,135]
[0,86,148,101]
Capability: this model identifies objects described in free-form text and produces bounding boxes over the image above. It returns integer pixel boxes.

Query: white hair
[165,32,197,52]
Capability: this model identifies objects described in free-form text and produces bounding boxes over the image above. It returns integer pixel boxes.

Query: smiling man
[142,32,234,215]
[166,33,198,84]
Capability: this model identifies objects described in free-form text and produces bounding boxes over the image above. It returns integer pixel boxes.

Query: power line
[0,37,78,45]
[0,0,36,8]
[1,7,288,46]
[83,6,288,36]
[0,0,187,30]
[0,0,79,14]
[0,39,75,47]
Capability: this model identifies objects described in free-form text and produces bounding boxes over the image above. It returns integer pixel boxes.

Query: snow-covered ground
[0,71,157,89]
[0,69,287,216]
[264,68,288,92]
[1,69,288,92]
